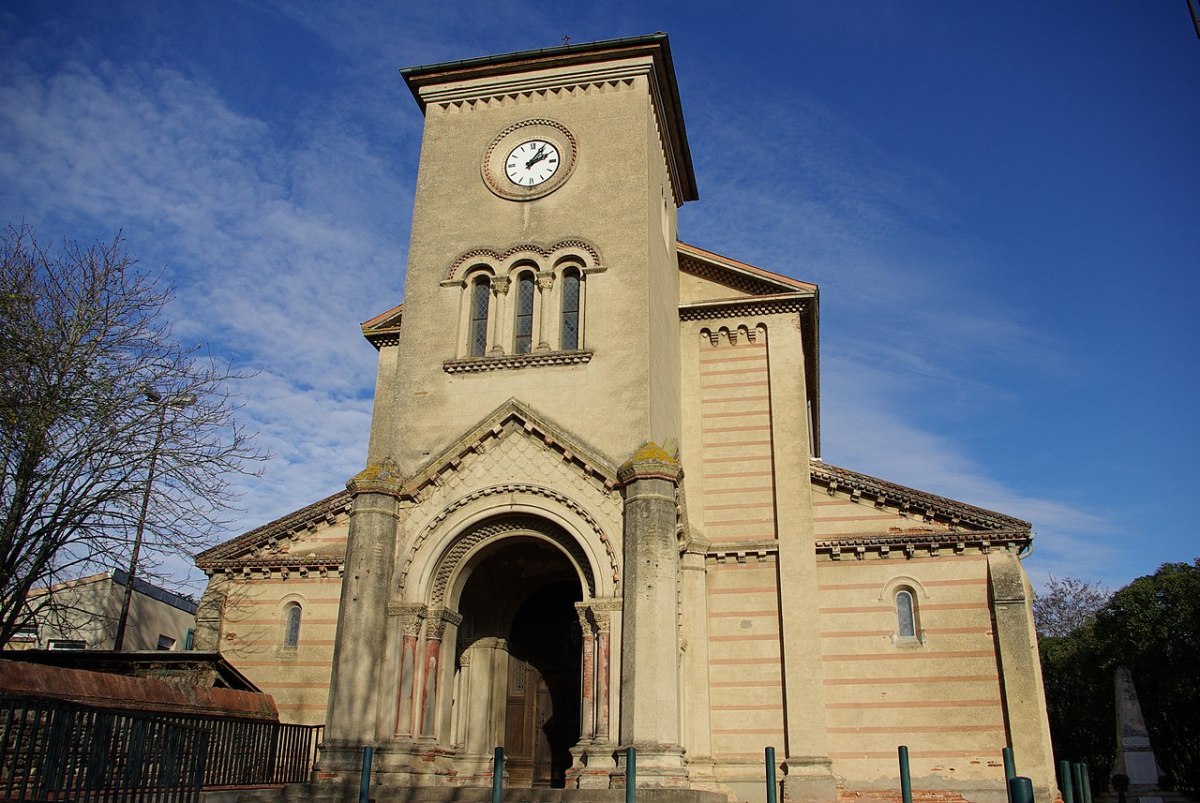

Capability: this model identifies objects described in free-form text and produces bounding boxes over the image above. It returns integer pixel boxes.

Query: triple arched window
[455,261,587,360]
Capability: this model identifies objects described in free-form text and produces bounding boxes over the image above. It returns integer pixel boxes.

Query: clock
[505,140,561,187]
[483,119,577,201]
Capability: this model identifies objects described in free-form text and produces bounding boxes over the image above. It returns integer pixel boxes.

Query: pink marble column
[394,606,426,736]
[418,612,454,738]
[594,611,611,742]
[576,604,596,741]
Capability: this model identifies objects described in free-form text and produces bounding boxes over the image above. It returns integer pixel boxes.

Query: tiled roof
[194,490,351,569]
[810,459,1031,533]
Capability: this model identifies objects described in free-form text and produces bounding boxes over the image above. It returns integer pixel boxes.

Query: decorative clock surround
[482,118,578,201]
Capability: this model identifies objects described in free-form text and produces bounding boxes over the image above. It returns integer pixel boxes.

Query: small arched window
[468,276,491,357]
[283,602,302,649]
[560,269,580,350]
[895,589,916,639]
[514,272,535,354]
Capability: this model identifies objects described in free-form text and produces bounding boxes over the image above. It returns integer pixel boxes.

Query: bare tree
[0,223,267,648]
[1034,574,1112,638]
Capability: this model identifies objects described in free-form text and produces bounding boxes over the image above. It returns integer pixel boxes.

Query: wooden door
[504,657,555,786]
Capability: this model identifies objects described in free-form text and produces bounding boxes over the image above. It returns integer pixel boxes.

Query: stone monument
[1113,666,1163,802]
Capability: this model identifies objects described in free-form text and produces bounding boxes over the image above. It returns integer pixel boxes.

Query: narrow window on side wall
[284,602,302,648]
[514,272,535,354]
[468,276,490,357]
[561,269,580,350]
[895,589,917,639]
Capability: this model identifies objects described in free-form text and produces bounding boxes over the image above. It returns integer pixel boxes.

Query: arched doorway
[454,533,584,788]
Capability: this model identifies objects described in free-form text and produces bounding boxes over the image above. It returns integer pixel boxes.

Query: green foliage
[1040,625,1114,788]
[1094,559,1200,791]
[1040,559,1200,793]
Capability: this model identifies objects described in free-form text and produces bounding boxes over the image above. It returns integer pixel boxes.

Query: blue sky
[1,1,1196,595]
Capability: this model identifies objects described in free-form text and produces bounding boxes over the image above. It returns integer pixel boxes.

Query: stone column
[535,272,555,352]
[576,603,597,741]
[988,550,1058,802]
[616,443,687,787]
[488,276,510,356]
[323,465,402,753]
[572,600,618,788]
[568,605,597,790]
[594,608,612,743]
[418,609,458,738]
[680,539,717,786]
[393,604,427,737]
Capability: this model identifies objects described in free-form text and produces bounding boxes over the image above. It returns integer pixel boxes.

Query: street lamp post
[112,389,194,651]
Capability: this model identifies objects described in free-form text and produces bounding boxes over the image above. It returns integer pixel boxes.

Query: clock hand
[525,144,547,169]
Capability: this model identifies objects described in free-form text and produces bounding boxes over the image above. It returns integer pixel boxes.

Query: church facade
[194,35,1057,803]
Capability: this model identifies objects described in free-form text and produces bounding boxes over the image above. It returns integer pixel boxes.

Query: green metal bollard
[626,747,636,803]
[1002,747,1016,781]
[1080,763,1093,803]
[359,746,373,803]
[898,746,913,803]
[1008,776,1034,803]
[1073,763,1085,803]
[765,747,778,803]
[1060,759,1075,803]
[491,747,504,803]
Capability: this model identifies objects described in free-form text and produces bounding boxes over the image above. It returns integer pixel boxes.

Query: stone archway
[448,525,587,788]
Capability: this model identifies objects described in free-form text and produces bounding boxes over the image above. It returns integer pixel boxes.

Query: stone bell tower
[377,33,698,472]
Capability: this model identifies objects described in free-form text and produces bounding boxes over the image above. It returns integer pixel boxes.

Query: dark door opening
[503,581,582,788]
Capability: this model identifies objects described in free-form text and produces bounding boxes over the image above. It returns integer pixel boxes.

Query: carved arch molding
[427,514,597,609]
[398,484,620,598]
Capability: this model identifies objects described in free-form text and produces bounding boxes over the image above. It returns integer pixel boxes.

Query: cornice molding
[361,303,403,350]
[421,65,640,112]
[817,530,1030,561]
[705,541,779,564]
[679,294,808,322]
[444,349,593,374]
[205,558,344,579]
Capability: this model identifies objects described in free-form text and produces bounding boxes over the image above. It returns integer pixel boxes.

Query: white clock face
[505,140,561,187]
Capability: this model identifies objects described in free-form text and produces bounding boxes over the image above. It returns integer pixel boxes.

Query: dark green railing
[0,695,207,802]
[0,694,322,801]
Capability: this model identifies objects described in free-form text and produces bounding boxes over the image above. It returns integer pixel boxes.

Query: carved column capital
[391,603,428,636]
[426,607,462,640]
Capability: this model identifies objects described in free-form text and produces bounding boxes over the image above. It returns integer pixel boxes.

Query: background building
[8,570,197,652]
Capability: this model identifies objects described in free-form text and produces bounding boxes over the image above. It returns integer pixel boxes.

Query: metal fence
[0,695,323,802]
[164,712,322,788]
[0,695,208,802]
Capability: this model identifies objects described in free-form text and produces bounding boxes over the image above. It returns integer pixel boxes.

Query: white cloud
[0,39,412,586]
